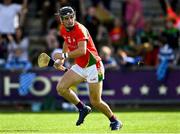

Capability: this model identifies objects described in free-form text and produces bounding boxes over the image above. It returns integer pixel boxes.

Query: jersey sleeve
[59,25,65,38]
[75,24,89,42]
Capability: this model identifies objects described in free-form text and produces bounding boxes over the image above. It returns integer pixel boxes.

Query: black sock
[109,115,117,122]
[76,101,85,110]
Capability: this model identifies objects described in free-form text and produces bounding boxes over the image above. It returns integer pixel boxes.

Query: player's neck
[65,26,74,32]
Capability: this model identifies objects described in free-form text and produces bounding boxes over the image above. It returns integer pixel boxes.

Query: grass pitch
[0,109,180,134]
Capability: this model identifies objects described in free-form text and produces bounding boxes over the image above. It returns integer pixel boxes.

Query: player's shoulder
[75,22,87,31]
[74,22,89,35]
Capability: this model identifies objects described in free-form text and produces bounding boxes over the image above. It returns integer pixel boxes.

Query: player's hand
[53,59,64,70]
[53,52,65,60]
[54,65,66,71]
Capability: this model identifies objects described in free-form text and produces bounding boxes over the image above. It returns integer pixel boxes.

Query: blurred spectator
[108,17,124,53]
[140,20,159,66]
[46,29,60,54]
[159,0,178,15]
[117,23,139,58]
[46,8,64,49]
[158,36,175,62]
[0,0,28,60]
[96,24,110,51]
[0,0,28,35]
[91,0,111,10]
[99,46,119,70]
[95,1,114,25]
[84,6,100,46]
[118,50,143,67]
[5,27,32,71]
[117,22,152,67]
[161,19,180,65]
[124,0,144,34]
[40,0,57,34]
[161,19,179,50]
[156,35,175,81]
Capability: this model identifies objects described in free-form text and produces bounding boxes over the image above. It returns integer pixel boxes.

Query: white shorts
[70,61,105,83]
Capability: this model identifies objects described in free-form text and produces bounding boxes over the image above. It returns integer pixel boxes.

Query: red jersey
[60,22,101,68]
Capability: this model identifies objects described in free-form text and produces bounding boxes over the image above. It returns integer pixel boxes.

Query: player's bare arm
[54,40,87,60]
[53,42,68,69]
[53,42,68,60]
[67,41,87,58]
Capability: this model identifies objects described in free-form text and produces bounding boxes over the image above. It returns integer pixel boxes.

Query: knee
[90,99,101,107]
[56,83,67,96]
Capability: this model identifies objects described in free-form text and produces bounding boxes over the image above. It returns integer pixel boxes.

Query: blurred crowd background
[0,0,180,72]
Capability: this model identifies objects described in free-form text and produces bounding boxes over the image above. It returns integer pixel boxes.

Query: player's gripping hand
[53,59,64,70]
[53,52,65,60]
[38,52,68,72]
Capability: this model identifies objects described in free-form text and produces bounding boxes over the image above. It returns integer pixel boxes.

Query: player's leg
[88,81,113,117]
[88,81,122,130]
[56,69,84,104]
[86,62,122,130]
[56,67,91,126]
